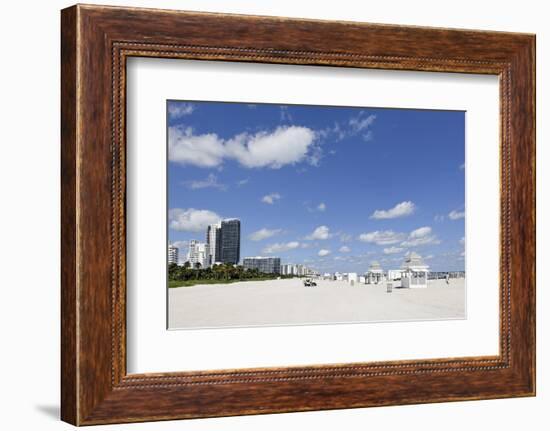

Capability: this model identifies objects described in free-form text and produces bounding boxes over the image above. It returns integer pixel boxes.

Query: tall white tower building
[187,240,210,269]
[206,222,221,265]
[168,243,179,265]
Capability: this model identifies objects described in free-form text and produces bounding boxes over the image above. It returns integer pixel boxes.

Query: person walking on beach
[445,273,450,285]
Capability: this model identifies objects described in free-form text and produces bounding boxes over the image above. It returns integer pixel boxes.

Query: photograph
[166,100,466,329]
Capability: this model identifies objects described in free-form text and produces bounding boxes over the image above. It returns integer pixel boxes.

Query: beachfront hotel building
[281,263,302,276]
[281,263,316,277]
[220,219,241,264]
[206,222,222,265]
[187,240,210,269]
[205,219,241,265]
[400,252,429,288]
[168,243,179,265]
[243,257,281,274]
[281,263,300,276]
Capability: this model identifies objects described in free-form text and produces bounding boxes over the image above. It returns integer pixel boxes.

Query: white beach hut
[366,261,384,284]
[400,252,429,288]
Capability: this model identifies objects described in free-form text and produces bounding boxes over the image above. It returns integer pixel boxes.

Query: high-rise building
[243,257,281,274]
[204,218,241,265]
[187,240,210,269]
[220,219,240,265]
[206,222,222,264]
[281,263,293,276]
[168,243,179,265]
[281,263,317,277]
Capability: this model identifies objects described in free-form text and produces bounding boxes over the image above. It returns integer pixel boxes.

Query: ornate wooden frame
[61,4,536,425]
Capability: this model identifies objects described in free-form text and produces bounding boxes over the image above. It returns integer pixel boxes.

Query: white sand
[168,278,465,329]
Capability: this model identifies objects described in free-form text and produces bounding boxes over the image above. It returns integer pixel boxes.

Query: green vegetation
[168,277,285,288]
[168,262,290,288]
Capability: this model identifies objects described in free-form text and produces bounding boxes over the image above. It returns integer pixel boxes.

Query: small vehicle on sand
[303,278,317,287]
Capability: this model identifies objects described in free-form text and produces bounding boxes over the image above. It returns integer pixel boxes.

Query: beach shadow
[35,404,59,420]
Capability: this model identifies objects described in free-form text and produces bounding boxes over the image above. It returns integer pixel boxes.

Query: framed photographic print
[61,4,536,425]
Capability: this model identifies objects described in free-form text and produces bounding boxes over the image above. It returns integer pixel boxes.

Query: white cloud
[449,210,465,220]
[339,233,352,243]
[371,201,416,219]
[325,122,347,141]
[363,130,374,142]
[237,178,249,186]
[263,241,300,254]
[182,173,226,190]
[171,240,188,250]
[169,125,318,169]
[383,246,404,255]
[168,102,195,118]
[305,201,327,212]
[305,225,330,240]
[261,193,281,205]
[459,163,465,170]
[318,249,331,257]
[400,226,441,247]
[349,112,377,134]
[434,214,445,222]
[248,228,282,241]
[358,230,406,245]
[401,237,439,247]
[409,226,432,239]
[320,112,377,143]
[280,106,293,122]
[307,144,323,167]
[168,127,226,168]
[168,208,221,232]
[225,126,316,168]
[339,245,351,253]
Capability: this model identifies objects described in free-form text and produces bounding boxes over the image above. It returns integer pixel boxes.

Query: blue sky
[167,100,465,272]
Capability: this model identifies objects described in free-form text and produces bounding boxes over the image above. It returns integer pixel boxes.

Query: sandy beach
[168,278,465,329]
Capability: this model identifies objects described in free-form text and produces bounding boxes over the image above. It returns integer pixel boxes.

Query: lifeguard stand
[366,261,384,284]
[400,252,429,288]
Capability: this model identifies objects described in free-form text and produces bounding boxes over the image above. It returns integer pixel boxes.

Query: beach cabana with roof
[400,252,429,288]
[366,261,384,284]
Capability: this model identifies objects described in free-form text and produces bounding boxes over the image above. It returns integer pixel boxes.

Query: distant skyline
[167,100,465,273]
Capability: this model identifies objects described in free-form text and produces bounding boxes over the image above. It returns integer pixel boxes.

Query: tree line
[168,262,289,282]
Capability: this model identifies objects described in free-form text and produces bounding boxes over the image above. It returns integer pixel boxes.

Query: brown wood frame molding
[61,4,535,426]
